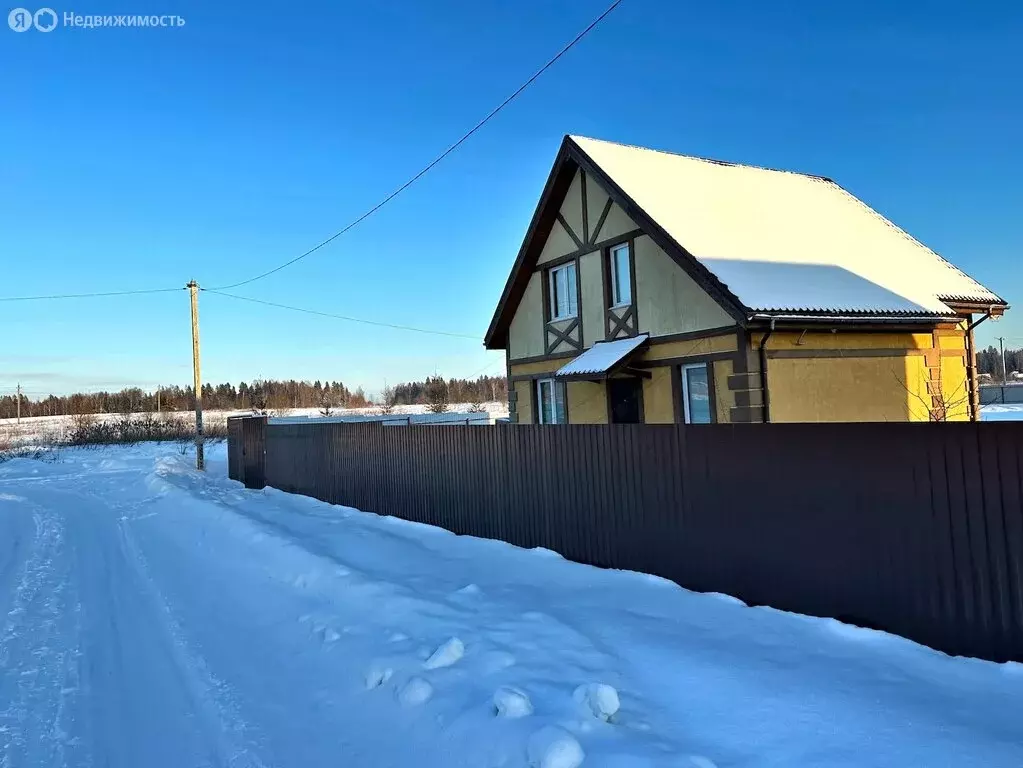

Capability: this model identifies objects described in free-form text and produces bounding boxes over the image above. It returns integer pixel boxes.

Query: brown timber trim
[707,364,719,424]
[942,299,1010,314]
[511,327,739,371]
[652,325,737,344]
[543,256,582,356]
[545,318,580,355]
[555,212,585,251]
[602,236,638,340]
[607,306,636,339]
[485,146,577,349]
[766,348,928,359]
[590,197,613,245]
[509,350,577,366]
[580,171,589,243]
[670,365,683,424]
[634,351,735,368]
[510,372,559,383]
[535,228,646,273]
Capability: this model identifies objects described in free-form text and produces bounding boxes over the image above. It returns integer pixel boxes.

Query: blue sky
[1,0,1021,398]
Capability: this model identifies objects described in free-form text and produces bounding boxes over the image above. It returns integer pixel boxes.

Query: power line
[0,286,182,303]
[209,0,625,291]
[204,288,481,340]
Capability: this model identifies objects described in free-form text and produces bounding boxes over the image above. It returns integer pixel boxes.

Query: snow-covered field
[0,403,509,447]
[1,444,1020,768]
[981,403,1023,421]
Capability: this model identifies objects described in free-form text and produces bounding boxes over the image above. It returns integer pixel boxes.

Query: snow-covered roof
[571,136,1004,316]
[555,335,648,378]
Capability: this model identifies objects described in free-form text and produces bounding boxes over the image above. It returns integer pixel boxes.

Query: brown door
[608,378,643,424]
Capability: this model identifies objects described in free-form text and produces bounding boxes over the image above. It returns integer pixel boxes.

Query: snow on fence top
[268,411,494,426]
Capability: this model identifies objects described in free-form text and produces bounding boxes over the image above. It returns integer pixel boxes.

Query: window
[681,363,712,424]
[536,378,567,424]
[609,243,632,307]
[548,262,578,320]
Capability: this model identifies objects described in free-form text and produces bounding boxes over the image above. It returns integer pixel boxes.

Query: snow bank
[527,726,585,768]
[2,442,1020,768]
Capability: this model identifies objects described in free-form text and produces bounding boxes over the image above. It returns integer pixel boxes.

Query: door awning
[554,334,650,381]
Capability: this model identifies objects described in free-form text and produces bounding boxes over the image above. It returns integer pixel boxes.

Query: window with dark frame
[548,262,578,320]
[536,378,567,424]
[609,242,632,307]
[680,363,712,424]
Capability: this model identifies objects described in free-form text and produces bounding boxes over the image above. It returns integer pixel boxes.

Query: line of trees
[977,346,1023,381]
[0,374,508,420]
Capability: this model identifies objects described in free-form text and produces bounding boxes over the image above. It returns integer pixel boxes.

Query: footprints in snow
[423,636,464,669]
[493,686,533,718]
[364,663,393,690]
[397,676,434,706]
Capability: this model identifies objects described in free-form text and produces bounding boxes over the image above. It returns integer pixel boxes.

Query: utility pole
[998,336,1007,383]
[16,383,21,425]
[187,281,205,471]
[156,388,161,413]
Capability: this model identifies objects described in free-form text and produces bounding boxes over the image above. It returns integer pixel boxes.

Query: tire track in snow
[113,514,271,768]
[38,478,271,768]
[0,499,81,768]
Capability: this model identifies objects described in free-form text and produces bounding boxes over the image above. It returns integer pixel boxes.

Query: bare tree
[380,384,396,415]
[895,371,973,422]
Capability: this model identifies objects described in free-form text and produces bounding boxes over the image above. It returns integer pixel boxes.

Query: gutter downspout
[758,319,776,423]
[965,310,995,422]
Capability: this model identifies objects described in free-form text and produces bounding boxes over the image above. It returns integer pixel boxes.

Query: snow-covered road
[0,445,1020,768]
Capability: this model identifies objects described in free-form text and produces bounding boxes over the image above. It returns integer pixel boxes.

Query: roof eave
[747,312,959,326]
[484,137,579,350]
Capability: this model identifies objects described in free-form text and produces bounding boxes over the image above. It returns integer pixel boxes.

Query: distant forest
[977,345,1023,381]
[0,375,508,420]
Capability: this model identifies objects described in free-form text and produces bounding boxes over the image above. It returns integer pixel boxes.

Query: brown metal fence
[228,418,1023,662]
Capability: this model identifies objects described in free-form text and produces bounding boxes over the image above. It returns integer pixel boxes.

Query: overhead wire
[0,287,182,302]
[203,288,481,340]
[208,0,625,291]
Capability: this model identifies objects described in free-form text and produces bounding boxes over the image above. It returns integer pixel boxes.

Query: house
[484,136,1008,424]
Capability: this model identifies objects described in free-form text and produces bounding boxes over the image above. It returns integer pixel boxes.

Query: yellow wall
[594,202,636,242]
[713,359,733,423]
[642,367,675,423]
[641,333,737,362]
[941,354,970,421]
[757,331,935,351]
[537,219,578,265]
[634,235,735,336]
[509,273,545,360]
[585,174,610,237]
[510,359,563,377]
[513,380,534,424]
[579,250,603,348]
[568,381,608,424]
[560,170,585,243]
[767,355,931,422]
[753,328,972,423]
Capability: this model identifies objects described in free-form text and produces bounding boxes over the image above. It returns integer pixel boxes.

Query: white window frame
[548,262,578,321]
[609,242,632,308]
[536,378,567,424]
[680,363,712,425]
